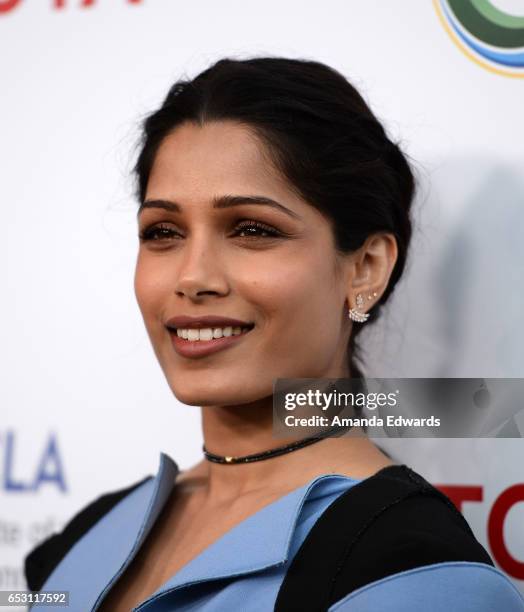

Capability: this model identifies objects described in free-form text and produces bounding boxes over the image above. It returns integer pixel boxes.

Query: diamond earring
[348,292,376,323]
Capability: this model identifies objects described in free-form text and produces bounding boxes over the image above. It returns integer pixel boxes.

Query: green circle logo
[435,0,524,77]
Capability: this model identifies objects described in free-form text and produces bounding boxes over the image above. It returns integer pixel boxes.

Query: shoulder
[329,477,494,600]
[328,465,523,610]
[24,474,152,592]
[276,464,523,611]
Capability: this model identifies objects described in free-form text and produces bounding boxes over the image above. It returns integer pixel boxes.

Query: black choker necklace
[202,425,352,464]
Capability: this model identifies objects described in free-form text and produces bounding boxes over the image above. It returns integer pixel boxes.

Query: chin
[169,380,270,408]
[168,380,233,406]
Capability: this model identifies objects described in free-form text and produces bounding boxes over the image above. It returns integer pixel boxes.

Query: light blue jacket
[32,452,524,611]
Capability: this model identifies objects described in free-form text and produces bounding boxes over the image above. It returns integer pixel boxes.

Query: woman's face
[134,120,353,407]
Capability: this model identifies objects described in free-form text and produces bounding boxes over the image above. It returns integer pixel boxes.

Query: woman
[25,57,524,611]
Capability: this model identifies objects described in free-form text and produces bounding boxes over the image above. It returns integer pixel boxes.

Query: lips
[168,323,254,358]
[165,315,254,330]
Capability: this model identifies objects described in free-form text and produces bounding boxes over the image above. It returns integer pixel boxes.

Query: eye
[233,220,281,238]
[138,223,180,242]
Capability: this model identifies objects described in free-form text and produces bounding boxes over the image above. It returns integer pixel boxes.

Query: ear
[346,232,398,313]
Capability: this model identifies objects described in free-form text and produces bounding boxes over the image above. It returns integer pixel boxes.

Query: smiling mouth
[168,324,255,342]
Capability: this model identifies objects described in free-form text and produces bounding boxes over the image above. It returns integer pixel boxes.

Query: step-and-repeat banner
[2,0,523,601]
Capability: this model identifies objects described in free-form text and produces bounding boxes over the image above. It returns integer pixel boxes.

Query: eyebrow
[136,194,301,220]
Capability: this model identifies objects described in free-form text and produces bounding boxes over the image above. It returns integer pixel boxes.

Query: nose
[174,232,229,301]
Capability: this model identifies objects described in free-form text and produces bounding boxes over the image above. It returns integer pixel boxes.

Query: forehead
[146,120,289,201]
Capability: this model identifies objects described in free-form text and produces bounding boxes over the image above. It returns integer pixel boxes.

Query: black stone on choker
[202,425,353,464]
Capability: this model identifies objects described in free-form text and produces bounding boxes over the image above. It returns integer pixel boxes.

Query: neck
[193,396,385,503]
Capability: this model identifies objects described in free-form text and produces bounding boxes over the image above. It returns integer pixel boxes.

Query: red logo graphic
[437,483,524,581]
[0,0,142,14]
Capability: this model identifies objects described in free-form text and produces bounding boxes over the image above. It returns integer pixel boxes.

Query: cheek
[237,254,337,334]
[134,256,169,321]
[278,263,341,359]
[236,262,313,317]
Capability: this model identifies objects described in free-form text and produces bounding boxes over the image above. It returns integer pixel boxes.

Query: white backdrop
[1,0,523,600]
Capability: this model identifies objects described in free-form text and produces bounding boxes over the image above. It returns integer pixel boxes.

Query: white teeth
[187,329,200,341]
[199,328,214,341]
[175,326,251,342]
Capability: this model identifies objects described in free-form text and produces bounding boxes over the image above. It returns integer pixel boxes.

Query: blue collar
[135,452,360,608]
[37,452,361,611]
